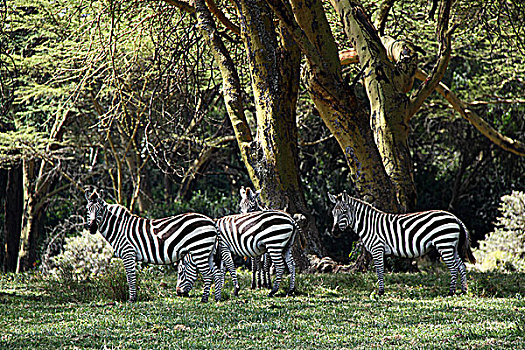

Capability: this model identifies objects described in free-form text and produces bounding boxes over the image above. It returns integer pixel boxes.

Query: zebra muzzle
[176,287,189,297]
[88,221,98,235]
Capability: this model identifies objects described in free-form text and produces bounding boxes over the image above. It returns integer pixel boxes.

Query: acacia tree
[162,0,525,265]
[189,0,323,256]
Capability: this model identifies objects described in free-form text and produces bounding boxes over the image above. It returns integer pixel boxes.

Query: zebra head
[239,186,264,213]
[328,192,353,237]
[85,189,106,235]
[176,254,197,297]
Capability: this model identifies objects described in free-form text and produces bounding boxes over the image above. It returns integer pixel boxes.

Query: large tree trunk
[234,0,322,257]
[195,0,322,262]
[278,0,401,212]
[3,164,23,272]
[331,0,417,211]
[16,159,42,272]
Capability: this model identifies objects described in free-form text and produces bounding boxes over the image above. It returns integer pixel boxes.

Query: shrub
[47,229,115,281]
[475,191,525,272]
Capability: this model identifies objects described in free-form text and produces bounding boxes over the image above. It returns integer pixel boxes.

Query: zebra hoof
[377,289,384,296]
[129,297,137,303]
[447,290,455,297]
[268,290,277,297]
[234,286,240,296]
[286,288,296,297]
[200,296,209,303]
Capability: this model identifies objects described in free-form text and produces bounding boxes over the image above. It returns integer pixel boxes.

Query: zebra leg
[371,248,385,296]
[220,243,240,296]
[122,255,138,302]
[457,255,468,294]
[263,254,272,289]
[268,249,285,297]
[251,257,260,290]
[257,257,263,289]
[439,248,459,296]
[283,246,296,296]
[213,262,223,302]
[196,261,214,303]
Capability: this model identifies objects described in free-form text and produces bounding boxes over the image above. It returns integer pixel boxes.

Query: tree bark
[16,159,42,272]
[330,0,416,211]
[234,0,322,258]
[272,0,400,212]
[195,0,322,259]
[3,163,23,272]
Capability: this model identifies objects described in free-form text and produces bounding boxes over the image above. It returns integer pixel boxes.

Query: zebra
[239,186,272,289]
[328,192,476,296]
[85,189,221,302]
[178,209,300,297]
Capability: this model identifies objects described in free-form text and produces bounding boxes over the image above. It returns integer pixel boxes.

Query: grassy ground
[1,268,524,349]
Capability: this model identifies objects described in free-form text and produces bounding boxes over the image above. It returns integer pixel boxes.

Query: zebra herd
[85,187,476,302]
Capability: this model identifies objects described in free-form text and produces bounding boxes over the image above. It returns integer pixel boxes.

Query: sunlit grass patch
[1,270,524,349]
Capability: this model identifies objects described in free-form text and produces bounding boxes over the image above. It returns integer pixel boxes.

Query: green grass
[1,269,524,349]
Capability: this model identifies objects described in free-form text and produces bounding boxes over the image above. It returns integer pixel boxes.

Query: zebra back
[216,210,298,257]
[94,203,217,264]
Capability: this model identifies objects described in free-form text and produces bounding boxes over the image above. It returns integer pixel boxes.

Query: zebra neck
[98,205,134,242]
[349,199,380,237]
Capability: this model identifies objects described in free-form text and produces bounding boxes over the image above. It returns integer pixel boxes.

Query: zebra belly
[226,238,266,258]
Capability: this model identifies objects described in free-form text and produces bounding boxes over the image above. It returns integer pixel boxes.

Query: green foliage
[0,126,56,166]
[475,191,525,272]
[44,229,169,302]
[146,190,239,219]
[1,271,524,349]
[47,229,114,281]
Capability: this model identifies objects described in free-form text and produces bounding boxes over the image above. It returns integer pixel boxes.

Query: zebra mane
[344,195,385,214]
[107,203,140,218]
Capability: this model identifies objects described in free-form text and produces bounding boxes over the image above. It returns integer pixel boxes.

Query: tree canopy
[1,0,524,271]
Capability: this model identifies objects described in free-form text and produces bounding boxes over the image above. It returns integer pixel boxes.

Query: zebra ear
[328,193,338,203]
[240,186,247,199]
[245,187,253,199]
[251,189,261,200]
[342,192,351,203]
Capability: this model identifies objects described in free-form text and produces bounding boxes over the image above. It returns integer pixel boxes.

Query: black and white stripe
[329,192,476,296]
[239,187,272,289]
[178,209,298,297]
[85,190,220,302]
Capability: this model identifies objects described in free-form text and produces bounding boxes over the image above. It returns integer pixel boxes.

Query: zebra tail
[458,219,476,264]
[292,214,307,250]
[211,238,222,269]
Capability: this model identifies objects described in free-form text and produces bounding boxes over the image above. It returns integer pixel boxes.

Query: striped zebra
[85,189,221,302]
[328,192,476,296]
[179,209,299,297]
[239,187,272,289]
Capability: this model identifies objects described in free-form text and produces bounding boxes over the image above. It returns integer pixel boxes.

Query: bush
[475,191,525,272]
[44,229,171,302]
[47,229,115,281]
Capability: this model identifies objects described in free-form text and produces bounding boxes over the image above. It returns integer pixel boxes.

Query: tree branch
[374,0,396,36]
[162,0,195,14]
[177,135,236,200]
[415,68,525,157]
[337,46,525,157]
[407,0,454,121]
[264,0,326,71]
[205,0,240,35]
[162,0,241,36]
[194,0,252,145]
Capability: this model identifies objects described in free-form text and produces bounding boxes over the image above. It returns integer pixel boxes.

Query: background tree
[1,0,524,272]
